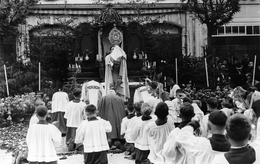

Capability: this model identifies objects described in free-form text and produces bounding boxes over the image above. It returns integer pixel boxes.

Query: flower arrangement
[0,93,36,123]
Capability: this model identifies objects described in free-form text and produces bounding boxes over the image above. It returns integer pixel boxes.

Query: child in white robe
[75,104,112,164]
[145,102,175,164]
[162,102,195,164]
[64,88,86,150]
[201,97,219,138]
[26,106,61,164]
[171,89,185,127]
[130,102,154,164]
[51,88,69,135]
[29,99,46,127]
[163,110,230,164]
[121,102,136,158]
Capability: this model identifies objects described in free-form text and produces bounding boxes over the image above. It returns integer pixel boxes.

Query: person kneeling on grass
[75,104,112,164]
[26,106,61,164]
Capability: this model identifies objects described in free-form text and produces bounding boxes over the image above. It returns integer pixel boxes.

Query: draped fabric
[104,45,130,101]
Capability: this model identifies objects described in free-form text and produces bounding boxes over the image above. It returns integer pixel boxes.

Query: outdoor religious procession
[1,0,260,164]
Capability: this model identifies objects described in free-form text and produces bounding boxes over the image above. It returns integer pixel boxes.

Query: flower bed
[0,93,36,124]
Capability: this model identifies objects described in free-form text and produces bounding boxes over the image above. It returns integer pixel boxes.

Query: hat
[209,110,227,126]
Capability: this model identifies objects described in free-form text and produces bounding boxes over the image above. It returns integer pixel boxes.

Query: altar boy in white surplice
[145,102,175,164]
[51,88,69,135]
[27,106,61,164]
[75,104,112,164]
[81,80,105,107]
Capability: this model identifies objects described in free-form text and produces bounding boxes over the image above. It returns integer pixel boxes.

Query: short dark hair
[161,92,170,102]
[207,97,218,109]
[127,102,134,112]
[149,81,158,90]
[155,102,169,119]
[180,102,194,119]
[85,104,97,114]
[176,89,184,94]
[36,106,48,117]
[73,88,82,97]
[226,114,251,142]
[183,97,192,103]
[134,102,142,112]
[222,97,234,108]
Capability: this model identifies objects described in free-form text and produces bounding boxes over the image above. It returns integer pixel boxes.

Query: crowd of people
[215,54,260,87]
[23,75,260,164]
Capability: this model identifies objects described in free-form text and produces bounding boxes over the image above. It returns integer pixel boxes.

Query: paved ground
[0,137,134,164]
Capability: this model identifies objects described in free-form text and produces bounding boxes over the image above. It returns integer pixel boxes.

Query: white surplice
[129,117,155,150]
[133,85,153,103]
[51,91,69,113]
[145,121,175,164]
[64,101,86,128]
[26,124,61,162]
[75,118,112,153]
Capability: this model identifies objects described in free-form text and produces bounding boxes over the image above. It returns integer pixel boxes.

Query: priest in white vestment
[105,45,130,101]
[81,80,105,107]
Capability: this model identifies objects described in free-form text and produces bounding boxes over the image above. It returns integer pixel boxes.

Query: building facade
[212,0,260,63]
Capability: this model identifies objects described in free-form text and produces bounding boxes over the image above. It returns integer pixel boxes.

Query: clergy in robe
[105,45,130,101]
[212,113,260,164]
[98,90,126,140]
[133,85,153,103]
[81,80,105,108]
[51,88,69,134]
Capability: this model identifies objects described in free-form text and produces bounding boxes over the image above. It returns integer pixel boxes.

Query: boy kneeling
[26,106,61,164]
[75,104,112,164]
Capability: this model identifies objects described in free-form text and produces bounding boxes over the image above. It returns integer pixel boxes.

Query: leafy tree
[181,0,240,87]
[181,0,240,56]
[28,15,76,89]
[0,0,37,60]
